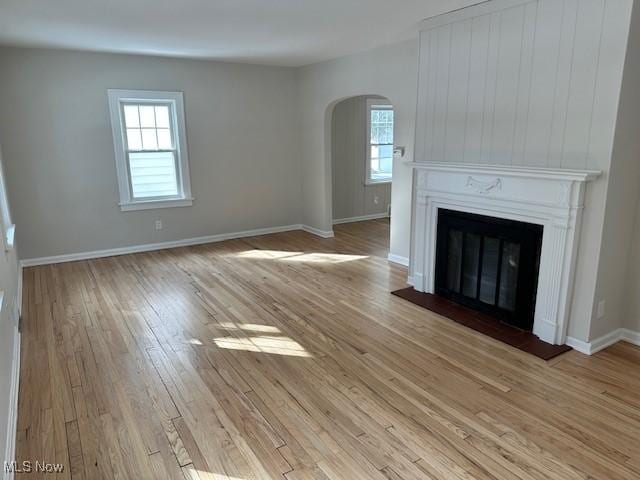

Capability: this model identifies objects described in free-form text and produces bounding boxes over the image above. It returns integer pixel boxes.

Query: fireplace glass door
[435,209,543,331]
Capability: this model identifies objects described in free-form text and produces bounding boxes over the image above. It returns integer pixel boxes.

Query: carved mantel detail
[466,176,502,195]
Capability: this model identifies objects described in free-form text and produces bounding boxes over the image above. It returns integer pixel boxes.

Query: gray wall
[617,2,640,335]
[298,39,419,262]
[624,198,640,333]
[1,41,418,263]
[0,47,301,259]
[331,95,391,221]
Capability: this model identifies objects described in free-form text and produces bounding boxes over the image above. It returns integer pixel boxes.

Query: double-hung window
[366,99,394,184]
[108,90,193,211]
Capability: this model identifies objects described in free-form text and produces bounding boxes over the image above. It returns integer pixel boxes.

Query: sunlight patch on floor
[234,249,368,264]
[185,468,245,480]
[217,322,281,333]
[284,252,368,263]
[235,249,301,260]
[213,335,311,357]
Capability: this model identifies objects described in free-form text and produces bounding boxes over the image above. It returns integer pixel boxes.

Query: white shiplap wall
[415,0,631,171]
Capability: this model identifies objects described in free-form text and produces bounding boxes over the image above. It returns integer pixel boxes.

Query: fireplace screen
[435,209,543,331]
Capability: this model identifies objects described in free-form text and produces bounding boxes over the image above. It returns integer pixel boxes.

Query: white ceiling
[0,0,484,67]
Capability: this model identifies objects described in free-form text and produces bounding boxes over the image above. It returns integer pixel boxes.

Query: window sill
[119,197,194,212]
[4,224,15,251]
[364,180,392,186]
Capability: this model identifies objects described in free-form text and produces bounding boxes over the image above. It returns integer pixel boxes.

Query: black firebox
[434,209,543,331]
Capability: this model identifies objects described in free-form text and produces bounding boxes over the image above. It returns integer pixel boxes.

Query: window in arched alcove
[331,95,394,231]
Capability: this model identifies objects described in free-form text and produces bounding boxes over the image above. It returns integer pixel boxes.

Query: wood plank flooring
[16,219,640,479]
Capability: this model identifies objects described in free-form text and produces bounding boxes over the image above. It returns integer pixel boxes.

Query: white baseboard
[333,213,389,225]
[387,253,409,267]
[3,324,20,480]
[566,328,640,355]
[621,328,640,345]
[301,225,335,238]
[564,336,591,354]
[590,329,627,354]
[20,224,338,267]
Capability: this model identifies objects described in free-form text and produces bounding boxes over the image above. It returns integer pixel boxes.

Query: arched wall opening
[297,39,419,268]
[324,94,396,247]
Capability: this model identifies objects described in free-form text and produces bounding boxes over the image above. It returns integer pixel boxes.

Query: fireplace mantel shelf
[408,161,601,346]
[406,162,602,183]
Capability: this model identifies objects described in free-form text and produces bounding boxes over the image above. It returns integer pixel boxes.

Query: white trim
[419,0,535,32]
[590,330,626,353]
[4,225,15,251]
[107,89,193,212]
[566,328,640,355]
[3,297,20,480]
[0,146,14,252]
[564,336,591,355]
[333,213,389,225]
[409,162,601,345]
[301,225,335,239]
[365,98,394,185]
[19,224,337,267]
[566,332,620,355]
[118,197,194,211]
[406,162,601,182]
[621,328,640,346]
[387,254,409,267]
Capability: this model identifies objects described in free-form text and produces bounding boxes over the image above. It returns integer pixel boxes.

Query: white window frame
[0,145,15,251]
[365,98,394,185]
[107,89,193,211]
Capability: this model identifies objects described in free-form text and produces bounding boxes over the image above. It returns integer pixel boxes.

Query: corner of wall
[621,192,640,333]
[590,0,640,342]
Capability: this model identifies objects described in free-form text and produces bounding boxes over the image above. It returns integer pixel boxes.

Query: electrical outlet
[155,220,163,230]
[374,195,379,205]
[597,300,606,319]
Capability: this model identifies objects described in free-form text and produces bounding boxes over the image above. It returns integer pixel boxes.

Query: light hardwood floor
[16,219,640,479]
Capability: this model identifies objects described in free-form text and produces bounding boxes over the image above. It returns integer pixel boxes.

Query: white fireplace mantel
[408,162,601,345]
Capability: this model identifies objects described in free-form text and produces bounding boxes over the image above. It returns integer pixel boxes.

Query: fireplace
[408,162,600,345]
[435,209,543,330]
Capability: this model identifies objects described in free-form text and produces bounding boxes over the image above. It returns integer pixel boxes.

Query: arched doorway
[327,94,395,249]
